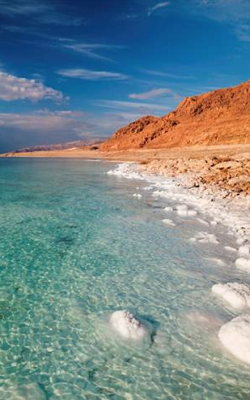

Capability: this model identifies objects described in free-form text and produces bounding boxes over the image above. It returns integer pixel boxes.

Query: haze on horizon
[0,0,250,152]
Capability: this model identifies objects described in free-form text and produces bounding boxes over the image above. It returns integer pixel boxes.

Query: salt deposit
[190,232,219,244]
[235,258,250,273]
[219,315,250,365]
[162,219,176,227]
[212,283,250,309]
[238,245,250,256]
[110,310,147,340]
[224,246,237,252]
[133,193,142,199]
[176,204,198,217]
[107,163,250,253]
[207,258,226,267]
[210,220,218,226]
[164,206,173,212]
[197,218,210,226]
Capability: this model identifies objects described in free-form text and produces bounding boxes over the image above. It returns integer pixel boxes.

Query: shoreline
[2,143,250,197]
[108,162,250,243]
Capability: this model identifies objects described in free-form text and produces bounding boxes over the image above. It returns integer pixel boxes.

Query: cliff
[101,80,250,151]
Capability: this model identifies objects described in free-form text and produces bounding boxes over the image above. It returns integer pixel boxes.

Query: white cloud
[148,2,170,16]
[60,40,122,62]
[57,68,129,81]
[0,110,82,131]
[141,68,195,80]
[129,88,172,99]
[0,0,82,26]
[97,100,170,114]
[0,71,64,102]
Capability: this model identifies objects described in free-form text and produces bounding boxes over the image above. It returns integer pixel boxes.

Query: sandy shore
[3,143,250,161]
[2,144,250,197]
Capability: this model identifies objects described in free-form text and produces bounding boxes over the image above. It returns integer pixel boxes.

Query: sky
[0,0,250,152]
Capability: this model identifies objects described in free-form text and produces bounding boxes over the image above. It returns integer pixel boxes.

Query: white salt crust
[133,193,142,199]
[207,258,226,267]
[224,246,237,252]
[176,204,197,217]
[162,219,176,227]
[238,245,250,256]
[107,163,250,250]
[212,283,250,309]
[235,258,250,273]
[164,206,173,212]
[110,310,147,339]
[219,315,250,365]
[190,232,219,244]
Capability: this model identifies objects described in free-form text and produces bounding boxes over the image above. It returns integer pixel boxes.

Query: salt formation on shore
[162,219,176,226]
[219,315,250,365]
[110,310,147,339]
[238,245,250,256]
[190,232,219,244]
[133,193,142,199]
[212,283,250,309]
[235,258,250,273]
[176,204,197,217]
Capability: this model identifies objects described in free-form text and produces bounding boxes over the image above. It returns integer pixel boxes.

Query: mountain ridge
[101,79,250,151]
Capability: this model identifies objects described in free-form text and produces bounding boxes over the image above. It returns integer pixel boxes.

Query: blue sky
[0,0,250,152]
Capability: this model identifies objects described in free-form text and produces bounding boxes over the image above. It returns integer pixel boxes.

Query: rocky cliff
[102,80,250,151]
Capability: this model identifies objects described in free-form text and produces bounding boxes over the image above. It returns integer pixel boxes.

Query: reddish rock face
[101,80,250,151]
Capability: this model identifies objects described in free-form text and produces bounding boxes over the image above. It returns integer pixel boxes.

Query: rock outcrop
[102,79,250,151]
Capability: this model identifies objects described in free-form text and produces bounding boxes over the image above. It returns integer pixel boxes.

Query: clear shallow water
[0,158,250,399]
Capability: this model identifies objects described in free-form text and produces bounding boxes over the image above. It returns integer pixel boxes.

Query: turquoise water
[0,158,250,400]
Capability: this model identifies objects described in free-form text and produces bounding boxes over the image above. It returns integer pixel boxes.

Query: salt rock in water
[224,246,237,252]
[190,231,219,244]
[164,206,173,212]
[133,193,142,199]
[219,315,250,365]
[212,283,250,309]
[235,258,250,273]
[238,245,250,256]
[110,310,147,339]
[176,204,197,217]
[162,218,176,227]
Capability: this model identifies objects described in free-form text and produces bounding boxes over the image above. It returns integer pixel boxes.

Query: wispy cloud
[148,2,170,16]
[0,0,82,26]
[57,68,129,81]
[97,100,170,113]
[190,0,250,42]
[59,40,123,62]
[129,88,173,100]
[141,68,195,80]
[0,71,64,102]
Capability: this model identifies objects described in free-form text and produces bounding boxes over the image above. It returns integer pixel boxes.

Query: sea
[0,157,250,400]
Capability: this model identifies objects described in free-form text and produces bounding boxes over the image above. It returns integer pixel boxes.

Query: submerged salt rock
[176,204,197,217]
[162,218,176,227]
[110,310,147,339]
[190,231,218,244]
[235,258,250,273]
[224,246,237,252]
[238,245,250,255]
[132,193,142,199]
[212,283,250,309]
[219,315,250,365]
[164,206,173,212]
